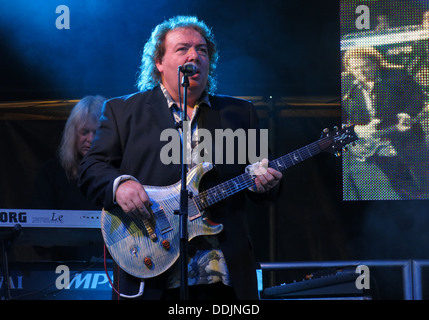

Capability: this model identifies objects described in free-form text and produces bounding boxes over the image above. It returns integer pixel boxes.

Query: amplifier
[0,261,113,300]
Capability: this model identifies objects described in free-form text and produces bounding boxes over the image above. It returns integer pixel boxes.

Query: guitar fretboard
[194,138,328,210]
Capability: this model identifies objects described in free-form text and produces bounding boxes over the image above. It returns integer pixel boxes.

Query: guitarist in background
[78,16,282,300]
[342,46,429,200]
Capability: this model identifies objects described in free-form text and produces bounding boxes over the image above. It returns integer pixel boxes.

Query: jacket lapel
[198,96,222,167]
[146,86,177,130]
[198,95,221,133]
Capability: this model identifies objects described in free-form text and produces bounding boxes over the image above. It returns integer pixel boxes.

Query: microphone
[179,62,197,76]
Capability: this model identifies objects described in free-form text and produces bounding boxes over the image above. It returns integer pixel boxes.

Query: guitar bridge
[142,218,157,241]
[141,206,173,241]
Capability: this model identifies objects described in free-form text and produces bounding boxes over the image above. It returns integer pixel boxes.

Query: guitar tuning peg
[335,151,341,157]
[323,128,329,133]
[333,126,338,131]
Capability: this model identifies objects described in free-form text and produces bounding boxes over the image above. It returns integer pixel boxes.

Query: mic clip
[178,63,197,76]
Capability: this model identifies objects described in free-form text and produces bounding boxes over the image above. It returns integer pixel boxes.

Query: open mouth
[190,69,201,78]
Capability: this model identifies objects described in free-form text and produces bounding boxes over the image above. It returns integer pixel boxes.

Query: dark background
[1,0,429,299]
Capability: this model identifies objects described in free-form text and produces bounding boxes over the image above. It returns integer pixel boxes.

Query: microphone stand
[176,68,189,300]
[1,224,22,300]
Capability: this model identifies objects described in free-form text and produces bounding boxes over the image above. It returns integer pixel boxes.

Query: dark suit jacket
[342,69,428,156]
[78,86,268,299]
[341,69,425,128]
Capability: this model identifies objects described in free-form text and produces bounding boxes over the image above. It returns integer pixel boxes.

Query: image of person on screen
[405,10,429,146]
[342,46,429,200]
[407,11,429,97]
[78,16,282,300]
[30,95,105,209]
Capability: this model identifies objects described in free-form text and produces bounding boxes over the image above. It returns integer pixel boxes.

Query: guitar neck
[195,138,325,210]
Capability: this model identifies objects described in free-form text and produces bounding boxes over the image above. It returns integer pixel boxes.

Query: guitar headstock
[319,125,358,156]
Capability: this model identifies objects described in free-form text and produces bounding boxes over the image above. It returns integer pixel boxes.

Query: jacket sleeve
[78,100,124,209]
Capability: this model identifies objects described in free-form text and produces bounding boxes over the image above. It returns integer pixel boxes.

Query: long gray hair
[136,15,219,94]
[59,95,105,179]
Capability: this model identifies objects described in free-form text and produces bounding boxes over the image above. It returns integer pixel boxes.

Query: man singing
[78,15,282,300]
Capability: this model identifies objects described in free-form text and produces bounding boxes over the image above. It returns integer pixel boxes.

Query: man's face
[76,120,97,157]
[156,27,210,101]
[348,57,378,83]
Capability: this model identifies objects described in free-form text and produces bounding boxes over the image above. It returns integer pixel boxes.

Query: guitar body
[349,112,424,161]
[101,162,223,279]
[348,136,392,161]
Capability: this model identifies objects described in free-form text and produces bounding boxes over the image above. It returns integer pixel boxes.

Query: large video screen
[341,0,429,200]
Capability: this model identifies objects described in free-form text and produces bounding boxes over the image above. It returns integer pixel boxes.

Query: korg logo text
[0,212,27,223]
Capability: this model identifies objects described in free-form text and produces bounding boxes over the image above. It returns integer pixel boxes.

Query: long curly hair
[136,15,219,94]
[343,46,402,71]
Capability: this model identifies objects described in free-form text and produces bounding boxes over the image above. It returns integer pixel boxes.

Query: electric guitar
[348,110,428,161]
[101,126,358,279]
